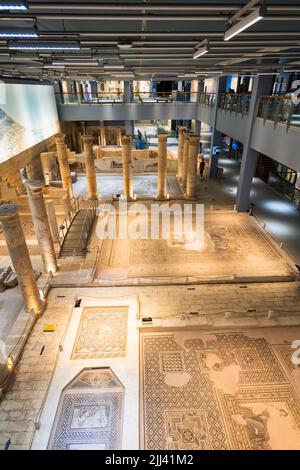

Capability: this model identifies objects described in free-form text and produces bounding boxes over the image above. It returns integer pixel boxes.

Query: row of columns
[178,129,201,199]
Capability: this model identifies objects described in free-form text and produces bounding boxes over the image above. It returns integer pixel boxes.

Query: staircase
[59,199,98,258]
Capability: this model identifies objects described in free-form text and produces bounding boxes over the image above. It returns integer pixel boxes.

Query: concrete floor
[207,156,300,264]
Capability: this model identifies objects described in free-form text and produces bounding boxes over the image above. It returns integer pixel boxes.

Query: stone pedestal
[186,135,200,198]
[177,126,186,181]
[46,199,59,243]
[0,204,44,314]
[26,181,58,274]
[82,135,98,200]
[121,135,133,199]
[182,134,190,191]
[55,134,74,199]
[157,134,168,200]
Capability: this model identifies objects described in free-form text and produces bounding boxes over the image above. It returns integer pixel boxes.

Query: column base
[25,299,46,317]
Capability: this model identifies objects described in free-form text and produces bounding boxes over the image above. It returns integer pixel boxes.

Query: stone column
[82,135,98,200]
[177,126,186,181]
[117,128,122,147]
[46,199,59,243]
[157,133,168,200]
[40,152,56,185]
[121,135,133,199]
[181,134,190,191]
[186,135,200,198]
[55,134,74,199]
[0,204,44,314]
[26,181,58,274]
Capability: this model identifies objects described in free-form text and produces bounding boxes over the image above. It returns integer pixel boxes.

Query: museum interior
[1,0,300,451]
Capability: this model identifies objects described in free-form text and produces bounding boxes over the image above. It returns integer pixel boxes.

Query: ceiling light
[118,42,133,49]
[0,27,38,38]
[0,0,27,10]
[52,61,99,66]
[193,39,210,59]
[8,41,81,51]
[104,64,125,69]
[224,2,267,42]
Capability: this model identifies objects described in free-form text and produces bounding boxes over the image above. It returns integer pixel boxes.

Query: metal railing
[56,91,198,105]
[219,93,251,115]
[56,92,124,105]
[257,95,300,129]
[58,196,80,247]
[76,199,98,257]
[198,92,217,107]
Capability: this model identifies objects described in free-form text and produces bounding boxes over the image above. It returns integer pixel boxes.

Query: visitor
[137,129,142,141]
[199,157,206,178]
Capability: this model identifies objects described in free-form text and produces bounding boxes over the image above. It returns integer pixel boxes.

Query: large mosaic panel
[128,213,292,279]
[141,328,300,450]
[48,368,124,450]
[71,306,128,360]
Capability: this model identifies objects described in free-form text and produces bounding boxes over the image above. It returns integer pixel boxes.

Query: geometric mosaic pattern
[141,329,300,450]
[71,307,128,359]
[48,368,124,450]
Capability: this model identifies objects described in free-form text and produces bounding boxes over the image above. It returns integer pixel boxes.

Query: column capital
[55,133,66,144]
[189,135,201,146]
[178,126,187,134]
[0,203,20,220]
[122,135,132,145]
[158,133,169,142]
[82,135,94,145]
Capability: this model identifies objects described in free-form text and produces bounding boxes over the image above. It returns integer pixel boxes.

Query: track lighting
[8,41,81,51]
[0,0,27,10]
[0,27,38,38]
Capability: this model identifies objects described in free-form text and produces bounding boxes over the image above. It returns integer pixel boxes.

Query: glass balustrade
[257,96,300,129]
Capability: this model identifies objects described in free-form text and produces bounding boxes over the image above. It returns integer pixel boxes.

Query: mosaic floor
[140,328,300,450]
[73,174,183,198]
[48,368,124,450]
[96,211,293,281]
[71,306,128,360]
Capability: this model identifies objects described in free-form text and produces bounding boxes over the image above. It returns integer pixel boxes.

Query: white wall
[0,83,59,163]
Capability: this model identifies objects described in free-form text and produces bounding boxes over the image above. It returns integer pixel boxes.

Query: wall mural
[0,83,59,164]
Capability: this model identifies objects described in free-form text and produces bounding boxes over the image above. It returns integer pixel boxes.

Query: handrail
[75,199,98,257]
[257,95,300,129]
[58,196,80,247]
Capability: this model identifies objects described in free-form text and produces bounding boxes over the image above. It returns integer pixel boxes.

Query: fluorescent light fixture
[224,3,267,42]
[104,64,125,69]
[0,0,27,10]
[193,39,210,59]
[0,27,38,38]
[52,61,99,66]
[8,41,81,51]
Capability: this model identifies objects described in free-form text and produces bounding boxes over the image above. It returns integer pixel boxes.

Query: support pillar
[125,120,134,137]
[177,126,186,181]
[0,204,44,314]
[236,75,273,212]
[157,134,168,200]
[121,135,133,199]
[209,76,227,177]
[55,134,74,199]
[46,199,59,243]
[82,135,98,200]
[186,135,200,199]
[26,181,58,274]
[40,152,57,185]
[182,134,190,191]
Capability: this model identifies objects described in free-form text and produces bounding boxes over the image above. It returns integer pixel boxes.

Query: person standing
[199,157,206,178]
